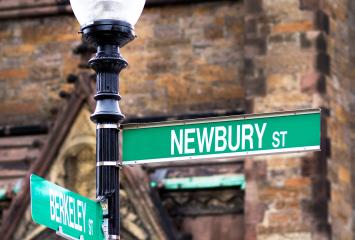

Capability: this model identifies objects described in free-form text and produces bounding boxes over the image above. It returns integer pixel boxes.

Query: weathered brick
[267,210,301,225]
[245,76,266,97]
[204,24,224,39]
[338,166,351,184]
[0,69,29,79]
[246,38,267,55]
[267,158,301,171]
[0,102,39,115]
[2,44,34,57]
[245,17,257,34]
[273,21,314,33]
[300,70,323,93]
[245,0,263,14]
[212,85,245,99]
[259,187,299,202]
[300,0,319,10]
[285,177,311,189]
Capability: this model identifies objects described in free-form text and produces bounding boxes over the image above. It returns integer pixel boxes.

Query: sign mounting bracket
[96,161,122,168]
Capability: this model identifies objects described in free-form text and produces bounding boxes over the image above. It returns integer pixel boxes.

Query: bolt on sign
[121,109,321,165]
[30,174,104,240]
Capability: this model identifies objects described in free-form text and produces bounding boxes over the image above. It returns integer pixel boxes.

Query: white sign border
[122,145,320,165]
[121,108,321,130]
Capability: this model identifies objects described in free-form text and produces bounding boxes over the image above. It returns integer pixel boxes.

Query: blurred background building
[0,0,354,239]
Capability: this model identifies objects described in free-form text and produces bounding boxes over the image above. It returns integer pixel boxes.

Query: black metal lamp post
[69,1,145,239]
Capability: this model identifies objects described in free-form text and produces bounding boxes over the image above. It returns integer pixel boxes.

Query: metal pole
[82,20,136,240]
[91,44,126,239]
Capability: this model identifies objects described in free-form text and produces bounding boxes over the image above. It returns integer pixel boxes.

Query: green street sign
[122,109,321,165]
[30,174,104,240]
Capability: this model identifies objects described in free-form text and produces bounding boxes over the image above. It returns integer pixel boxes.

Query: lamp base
[82,19,135,48]
[83,20,132,123]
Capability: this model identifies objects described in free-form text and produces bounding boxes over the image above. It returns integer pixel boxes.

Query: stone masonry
[321,0,355,239]
[0,16,81,125]
[0,1,245,126]
[244,0,331,239]
[243,0,355,239]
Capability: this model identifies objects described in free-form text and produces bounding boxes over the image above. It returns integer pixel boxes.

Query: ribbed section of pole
[89,43,127,239]
[96,126,119,196]
[96,125,120,238]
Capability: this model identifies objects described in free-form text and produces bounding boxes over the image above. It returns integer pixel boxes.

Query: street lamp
[69,1,145,239]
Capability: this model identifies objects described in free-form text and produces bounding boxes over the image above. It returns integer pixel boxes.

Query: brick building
[0,0,354,239]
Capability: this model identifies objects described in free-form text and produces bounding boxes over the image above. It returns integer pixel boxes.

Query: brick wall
[0,1,246,126]
[244,0,331,239]
[121,1,245,117]
[0,16,81,125]
[321,0,355,239]
[243,0,355,239]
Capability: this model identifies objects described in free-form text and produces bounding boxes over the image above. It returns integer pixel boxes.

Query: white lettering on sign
[171,129,183,155]
[88,219,93,236]
[197,127,214,153]
[49,189,88,233]
[255,123,267,148]
[184,128,196,154]
[215,126,227,152]
[228,125,240,151]
[272,130,288,147]
[170,123,268,155]
[242,124,253,150]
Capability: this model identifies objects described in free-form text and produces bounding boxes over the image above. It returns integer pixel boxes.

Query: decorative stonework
[161,189,244,217]
[48,106,96,194]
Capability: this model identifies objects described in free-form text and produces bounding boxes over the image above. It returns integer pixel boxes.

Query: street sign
[30,174,104,240]
[122,109,321,165]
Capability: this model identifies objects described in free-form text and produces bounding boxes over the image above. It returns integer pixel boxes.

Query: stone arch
[62,143,96,198]
[48,106,96,199]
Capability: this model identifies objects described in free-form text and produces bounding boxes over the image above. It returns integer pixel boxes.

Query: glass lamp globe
[70,0,146,28]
